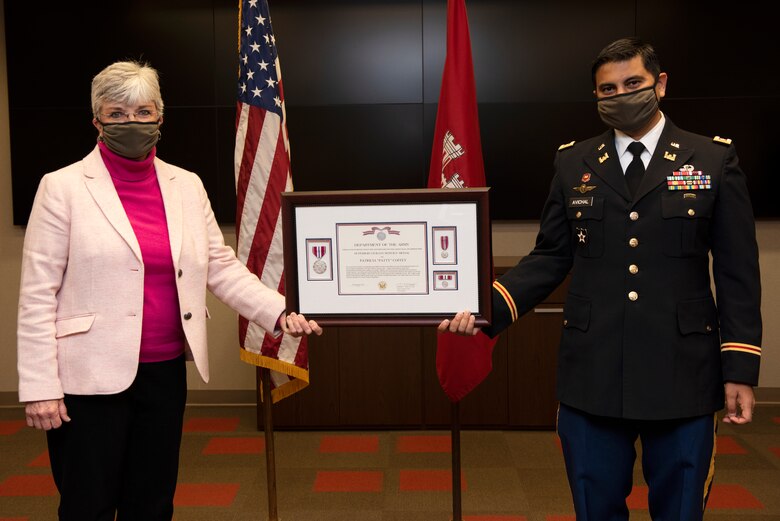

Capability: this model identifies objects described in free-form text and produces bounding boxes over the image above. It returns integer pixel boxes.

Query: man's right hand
[25,399,70,430]
[437,310,480,336]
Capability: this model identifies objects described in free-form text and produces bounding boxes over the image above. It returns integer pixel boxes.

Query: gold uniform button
[688,208,696,216]
[629,264,639,274]
[629,211,639,221]
[563,319,568,326]
[629,238,639,248]
[706,325,712,332]
[576,211,582,219]
[628,291,639,301]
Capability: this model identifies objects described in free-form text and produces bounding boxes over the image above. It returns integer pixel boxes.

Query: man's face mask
[99,121,160,159]
[597,85,659,134]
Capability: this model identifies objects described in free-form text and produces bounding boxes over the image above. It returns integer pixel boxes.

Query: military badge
[573,184,596,194]
[667,164,711,190]
[575,227,588,245]
[581,173,591,183]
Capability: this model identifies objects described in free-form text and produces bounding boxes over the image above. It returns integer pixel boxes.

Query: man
[440,37,761,520]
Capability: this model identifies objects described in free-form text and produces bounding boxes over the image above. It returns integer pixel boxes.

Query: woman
[16,60,321,521]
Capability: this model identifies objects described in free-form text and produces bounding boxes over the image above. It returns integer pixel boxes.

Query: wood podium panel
[337,326,424,426]
[257,258,568,430]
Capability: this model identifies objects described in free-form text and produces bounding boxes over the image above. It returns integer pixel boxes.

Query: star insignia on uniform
[575,227,588,244]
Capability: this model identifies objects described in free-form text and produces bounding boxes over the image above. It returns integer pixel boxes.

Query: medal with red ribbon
[312,245,327,274]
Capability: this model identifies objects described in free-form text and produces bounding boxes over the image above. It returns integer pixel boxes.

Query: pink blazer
[17,146,285,402]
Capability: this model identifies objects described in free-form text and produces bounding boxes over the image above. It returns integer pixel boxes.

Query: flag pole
[451,400,462,521]
[261,367,279,521]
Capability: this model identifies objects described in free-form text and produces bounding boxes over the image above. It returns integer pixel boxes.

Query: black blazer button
[183,312,192,320]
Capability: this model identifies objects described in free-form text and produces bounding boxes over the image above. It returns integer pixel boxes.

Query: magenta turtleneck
[98,142,185,363]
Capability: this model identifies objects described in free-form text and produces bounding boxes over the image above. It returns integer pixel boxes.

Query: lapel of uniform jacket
[634,119,694,202]
[582,130,631,200]
[82,146,143,263]
[155,159,183,266]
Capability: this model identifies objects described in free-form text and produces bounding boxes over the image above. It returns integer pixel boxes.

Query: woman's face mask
[99,121,161,159]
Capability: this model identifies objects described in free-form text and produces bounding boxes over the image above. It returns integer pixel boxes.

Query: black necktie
[625,141,645,198]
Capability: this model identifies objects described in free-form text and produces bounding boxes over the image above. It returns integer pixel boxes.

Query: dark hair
[591,37,661,86]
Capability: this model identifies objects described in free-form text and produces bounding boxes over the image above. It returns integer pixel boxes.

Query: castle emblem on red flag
[440,130,467,188]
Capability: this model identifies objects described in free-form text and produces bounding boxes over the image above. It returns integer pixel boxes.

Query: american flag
[429,0,497,403]
[234,0,308,402]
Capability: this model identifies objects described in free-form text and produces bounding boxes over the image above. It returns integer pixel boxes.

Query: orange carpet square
[707,484,763,509]
[313,471,383,492]
[0,421,26,435]
[182,417,239,432]
[0,475,56,496]
[0,517,30,521]
[396,435,451,453]
[546,517,576,521]
[27,451,50,467]
[202,436,264,455]
[770,447,780,458]
[399,469,466,491]
[319,434,379,453]
[626,485,648,509]
[173,483,240,506]
[717,435,748,454]
[463,516,528,521]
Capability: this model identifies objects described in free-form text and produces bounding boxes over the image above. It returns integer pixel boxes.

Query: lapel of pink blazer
[155,159,183,266]
[82,147,143,263]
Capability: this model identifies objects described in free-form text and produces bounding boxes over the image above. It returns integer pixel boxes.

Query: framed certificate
[281,188,492,326]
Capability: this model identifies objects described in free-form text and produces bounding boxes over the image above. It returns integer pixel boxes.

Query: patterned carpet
[1,404,779,520]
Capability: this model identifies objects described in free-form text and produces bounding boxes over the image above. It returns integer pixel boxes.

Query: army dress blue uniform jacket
[485,118,762,420]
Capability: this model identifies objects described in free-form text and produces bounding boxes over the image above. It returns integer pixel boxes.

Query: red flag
[428,0,497,403]
[235,0,308,402]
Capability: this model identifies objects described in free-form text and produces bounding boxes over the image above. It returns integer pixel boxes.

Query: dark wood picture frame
[281,188,493,326]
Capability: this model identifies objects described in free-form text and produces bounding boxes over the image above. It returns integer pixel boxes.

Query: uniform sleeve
[710,144,762,385]
[484,154,574,338]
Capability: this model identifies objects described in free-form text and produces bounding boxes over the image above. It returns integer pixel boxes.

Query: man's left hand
[723,382,755,424]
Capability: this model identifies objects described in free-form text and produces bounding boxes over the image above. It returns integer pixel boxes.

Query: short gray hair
[91,61,164,118]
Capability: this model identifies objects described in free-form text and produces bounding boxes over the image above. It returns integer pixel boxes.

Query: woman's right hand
[25,399,70,430]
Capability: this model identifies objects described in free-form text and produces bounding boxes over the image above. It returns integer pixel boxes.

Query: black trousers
[46,355,187,521]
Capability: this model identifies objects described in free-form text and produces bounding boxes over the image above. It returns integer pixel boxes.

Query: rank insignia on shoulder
[713,135,732,145]
[558,140,576,151]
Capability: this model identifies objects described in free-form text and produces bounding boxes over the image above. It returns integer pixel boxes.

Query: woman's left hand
[280,312,323,337]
